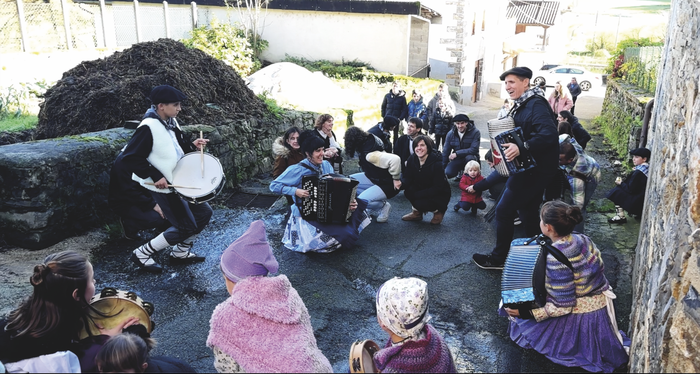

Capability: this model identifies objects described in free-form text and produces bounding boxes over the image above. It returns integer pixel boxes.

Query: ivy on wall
[593,83,644,159]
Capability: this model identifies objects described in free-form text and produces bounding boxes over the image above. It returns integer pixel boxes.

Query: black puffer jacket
[568,115,592,149]
[430,108,452,137]
[381,89,408,120]
[401,150,451,210]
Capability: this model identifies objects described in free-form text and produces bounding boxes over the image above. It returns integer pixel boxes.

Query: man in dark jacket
[381,81,409,149]
[567,77,582,115]
[109,152,170,240]
[368,115,400,153]
[442,114,480,179]
[473,67,559,270]
[394,117,424,169]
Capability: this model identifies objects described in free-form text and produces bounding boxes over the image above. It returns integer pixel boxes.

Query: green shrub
[182,19,266,77]
[0,80,50,120]
[283,55,435,86]
[592,108,642,159]
[257,92,284,119]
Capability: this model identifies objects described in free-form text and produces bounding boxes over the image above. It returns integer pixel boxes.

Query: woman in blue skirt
[503,201,629,372]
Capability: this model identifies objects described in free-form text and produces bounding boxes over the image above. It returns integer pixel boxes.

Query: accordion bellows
[501,237,548,308]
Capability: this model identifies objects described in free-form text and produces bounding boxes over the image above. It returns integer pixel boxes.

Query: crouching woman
[270,130,371,253]
[207,220,333,373]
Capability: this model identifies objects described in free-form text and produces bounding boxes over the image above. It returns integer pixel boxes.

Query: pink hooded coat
[207,275,332,373]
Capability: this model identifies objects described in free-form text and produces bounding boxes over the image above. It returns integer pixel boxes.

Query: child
[503,201,629,372]
[497,99,511,119]
[455,160,486,214]
[207,220,332,373]
[96,333,150,373]
[374,277,456,373]
[606,147,650,224]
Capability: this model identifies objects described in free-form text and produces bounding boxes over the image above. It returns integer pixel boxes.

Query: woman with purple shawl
[503,201,629,372]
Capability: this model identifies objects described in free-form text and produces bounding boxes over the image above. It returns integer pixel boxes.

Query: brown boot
[402,208,423,221]
[430,210,445,225]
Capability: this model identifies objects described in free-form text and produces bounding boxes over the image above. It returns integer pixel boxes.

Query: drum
[171,152,225,204]
[79,287,155,340]
[349,340,380,373]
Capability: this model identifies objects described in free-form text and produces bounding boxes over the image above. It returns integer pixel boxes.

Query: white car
[532,66,603,91]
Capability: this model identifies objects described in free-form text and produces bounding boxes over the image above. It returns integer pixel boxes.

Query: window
[554,68,569,74]
[570,69,584,74]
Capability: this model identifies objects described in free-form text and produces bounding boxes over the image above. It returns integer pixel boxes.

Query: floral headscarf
[375,277,431,341]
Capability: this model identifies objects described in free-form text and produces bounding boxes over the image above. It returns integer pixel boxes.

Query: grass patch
[0,115,38,132]
[589,199,616,213]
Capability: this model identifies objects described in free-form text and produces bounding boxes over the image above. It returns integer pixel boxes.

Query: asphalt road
[1,85,635,373]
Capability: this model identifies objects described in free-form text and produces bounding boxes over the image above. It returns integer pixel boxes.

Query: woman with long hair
[272,127,304,178]
[548,81,573,114]
[0,251,138,370]
[344,126,403,223]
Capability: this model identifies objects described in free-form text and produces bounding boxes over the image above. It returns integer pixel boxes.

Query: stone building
[628,0,700,371]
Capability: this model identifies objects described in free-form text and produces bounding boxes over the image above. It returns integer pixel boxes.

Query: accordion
[501,235,574,309]
[301,174,360,224]
[501,236,548,309]
[487,117,537,177]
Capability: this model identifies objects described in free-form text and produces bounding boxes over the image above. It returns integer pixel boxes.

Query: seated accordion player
[300,174,359,224]
[487,117,537,177]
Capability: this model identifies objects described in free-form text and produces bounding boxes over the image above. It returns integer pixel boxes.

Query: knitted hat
[499,66,533,81]
[376,277,431,339]
[149,85,187,104]
[220,220,279,283]
[298,129,325,156]
[630,147,651,160]
[383,115,400,131]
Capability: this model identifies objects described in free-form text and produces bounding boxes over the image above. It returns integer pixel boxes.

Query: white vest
[131,118,182,193]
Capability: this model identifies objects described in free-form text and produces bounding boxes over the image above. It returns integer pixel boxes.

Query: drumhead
[171,153,224,199]
[349,340,379,373]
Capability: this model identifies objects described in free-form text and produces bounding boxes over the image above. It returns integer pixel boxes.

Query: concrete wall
[628,0,700,371]
[408,15,430,76]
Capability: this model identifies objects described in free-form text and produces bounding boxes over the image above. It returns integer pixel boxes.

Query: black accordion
[300,174,359,224]
[487,117,537,177]
[501,235,574,309]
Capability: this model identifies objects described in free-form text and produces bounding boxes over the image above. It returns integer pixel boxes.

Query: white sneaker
[376,202,391,223]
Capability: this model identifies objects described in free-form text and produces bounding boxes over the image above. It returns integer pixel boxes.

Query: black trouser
[405,189,449,213]
[491,169,554,262]
[118,205,170,235]
[571,95,578,115]
[150,192,213,245]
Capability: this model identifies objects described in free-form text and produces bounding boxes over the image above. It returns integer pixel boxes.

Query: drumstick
[200,131,204,178]
[145,182,201,189]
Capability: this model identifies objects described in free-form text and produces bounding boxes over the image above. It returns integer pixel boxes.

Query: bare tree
[228,0,269,57]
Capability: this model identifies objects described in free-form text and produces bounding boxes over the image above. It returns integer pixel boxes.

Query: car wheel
[580,81,592,91]
[533,76,546,86]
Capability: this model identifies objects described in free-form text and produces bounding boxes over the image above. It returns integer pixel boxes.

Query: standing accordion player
[301,174,360,224]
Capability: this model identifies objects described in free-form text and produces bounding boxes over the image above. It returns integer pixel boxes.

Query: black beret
[383,115,400,130]
[499,67,533,81]
[298,130,325,155]
[453,114,471,123]
[629,147,651,160]
[149,85,187,104]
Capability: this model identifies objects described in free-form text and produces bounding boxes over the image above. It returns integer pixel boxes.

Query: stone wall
[600,79,647,154]
[0,111,315,249]
[628,0,700,372]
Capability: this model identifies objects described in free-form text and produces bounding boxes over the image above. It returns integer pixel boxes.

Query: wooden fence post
[15,0,28,52]
[163,1,171,38]
[60,0,72,49]
[99,0,108,47]
[134,0,142,43]
[191,2,198,30]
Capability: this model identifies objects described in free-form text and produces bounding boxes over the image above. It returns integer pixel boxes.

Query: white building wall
[258,9,410,75]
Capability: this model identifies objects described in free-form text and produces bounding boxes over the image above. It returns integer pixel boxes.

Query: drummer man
[120,85,212,273]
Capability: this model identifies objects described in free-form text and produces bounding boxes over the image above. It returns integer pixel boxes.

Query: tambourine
[349,339,380,373]
[79,287,155,339]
